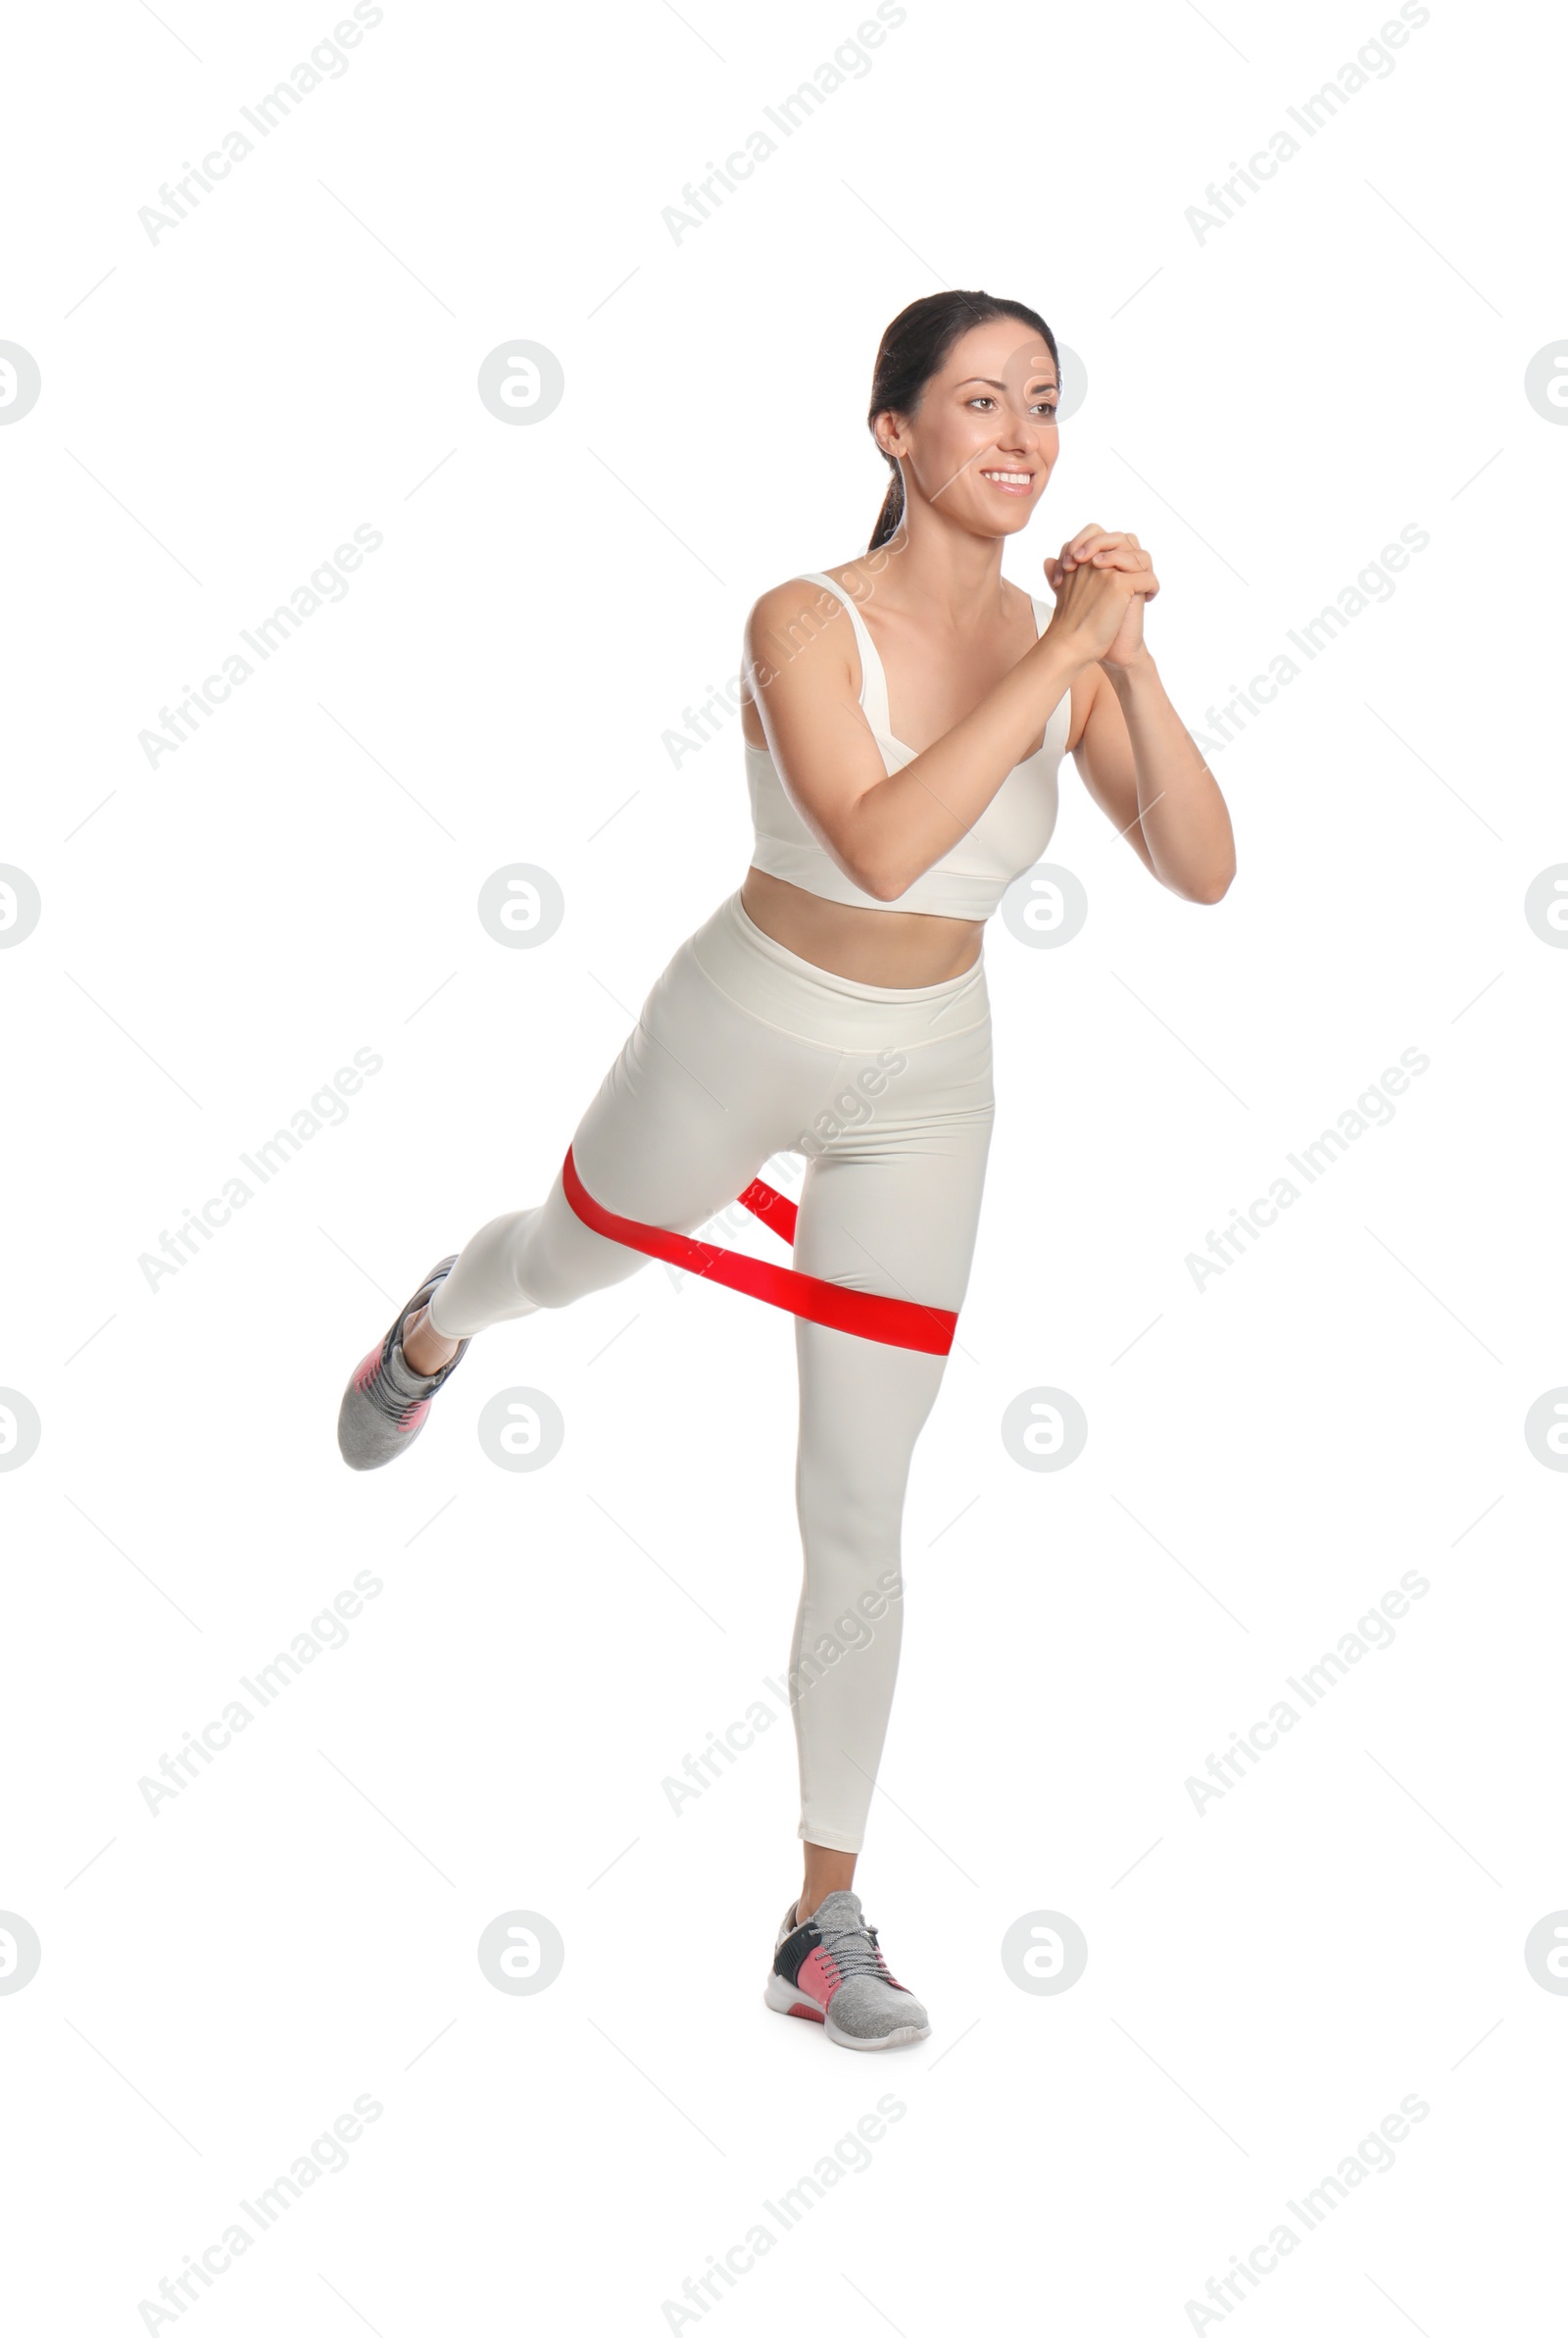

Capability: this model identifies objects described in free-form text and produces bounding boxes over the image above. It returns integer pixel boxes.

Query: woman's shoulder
[745,565,869,671]
[750,563,863,621]
[741,567,869,746]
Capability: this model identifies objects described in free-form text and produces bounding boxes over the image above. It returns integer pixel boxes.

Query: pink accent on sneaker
[786,2001,825,2023]
[351,1346,429,1430]
[797,1946,844,2009]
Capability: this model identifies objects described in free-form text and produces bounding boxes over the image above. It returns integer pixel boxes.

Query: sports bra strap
[795,572,891,736]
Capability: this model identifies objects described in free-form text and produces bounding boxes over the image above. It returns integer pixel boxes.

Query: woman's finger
[1080,543,1151,574]
[1062,527,1135,571]
[1060,524,1106,569]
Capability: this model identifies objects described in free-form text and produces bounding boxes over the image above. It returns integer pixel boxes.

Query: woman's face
[881,319,1060,535]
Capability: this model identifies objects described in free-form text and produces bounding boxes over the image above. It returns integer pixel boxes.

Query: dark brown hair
[867,290,1058,553]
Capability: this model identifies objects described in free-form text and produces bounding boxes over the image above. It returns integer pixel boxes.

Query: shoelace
[813,1915,896,1988]
[364,1320,443,1422]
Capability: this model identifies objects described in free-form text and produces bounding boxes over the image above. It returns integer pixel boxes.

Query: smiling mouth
[980,470,1034,493]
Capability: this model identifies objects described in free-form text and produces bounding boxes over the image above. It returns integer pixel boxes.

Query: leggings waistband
[687,890,990,1051]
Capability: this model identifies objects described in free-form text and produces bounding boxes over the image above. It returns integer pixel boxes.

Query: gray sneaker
[764,1888,931,2049]
[337,1256,470,1470]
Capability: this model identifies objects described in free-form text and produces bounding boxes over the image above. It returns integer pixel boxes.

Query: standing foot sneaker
[337,1256,470,1471]
[764,1888,931,2049]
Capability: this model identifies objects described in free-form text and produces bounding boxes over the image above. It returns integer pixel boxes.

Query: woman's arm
[1052,529,1236,905]
[747,560,1145,902]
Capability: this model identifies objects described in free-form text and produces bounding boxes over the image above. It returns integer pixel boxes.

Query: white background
[3,0,1564,2329]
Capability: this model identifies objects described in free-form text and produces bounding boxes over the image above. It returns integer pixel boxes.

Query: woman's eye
[968,395,1059,419]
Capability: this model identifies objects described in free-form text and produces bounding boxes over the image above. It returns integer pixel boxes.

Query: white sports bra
[745,569,1070,920]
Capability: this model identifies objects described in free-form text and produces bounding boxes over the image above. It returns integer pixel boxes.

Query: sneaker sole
[762,1970,930,2050]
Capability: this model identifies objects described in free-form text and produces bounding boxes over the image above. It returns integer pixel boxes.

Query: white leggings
[428,888,996,1853]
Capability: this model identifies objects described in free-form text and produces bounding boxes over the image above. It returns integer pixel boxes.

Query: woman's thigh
[788,1017,996,1516]
[790,1018,997,1318]
[515,936,851,1308]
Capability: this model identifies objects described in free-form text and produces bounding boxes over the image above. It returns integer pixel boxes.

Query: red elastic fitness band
[561,1145,957,1357]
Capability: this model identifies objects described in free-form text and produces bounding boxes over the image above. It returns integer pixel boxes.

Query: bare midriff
[738,866,984,986]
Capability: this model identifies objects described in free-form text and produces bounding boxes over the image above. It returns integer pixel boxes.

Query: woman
[337,289,1235,2050]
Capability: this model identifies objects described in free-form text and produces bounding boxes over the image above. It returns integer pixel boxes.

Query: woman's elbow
[836,841,907,902]
[1188,860,1236,905]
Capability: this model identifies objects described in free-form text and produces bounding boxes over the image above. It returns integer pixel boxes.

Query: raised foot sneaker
[337,1256,470,1471]
[764,1888,931,2050]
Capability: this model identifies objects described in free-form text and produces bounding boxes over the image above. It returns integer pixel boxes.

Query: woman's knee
[512,1192,642,1311]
